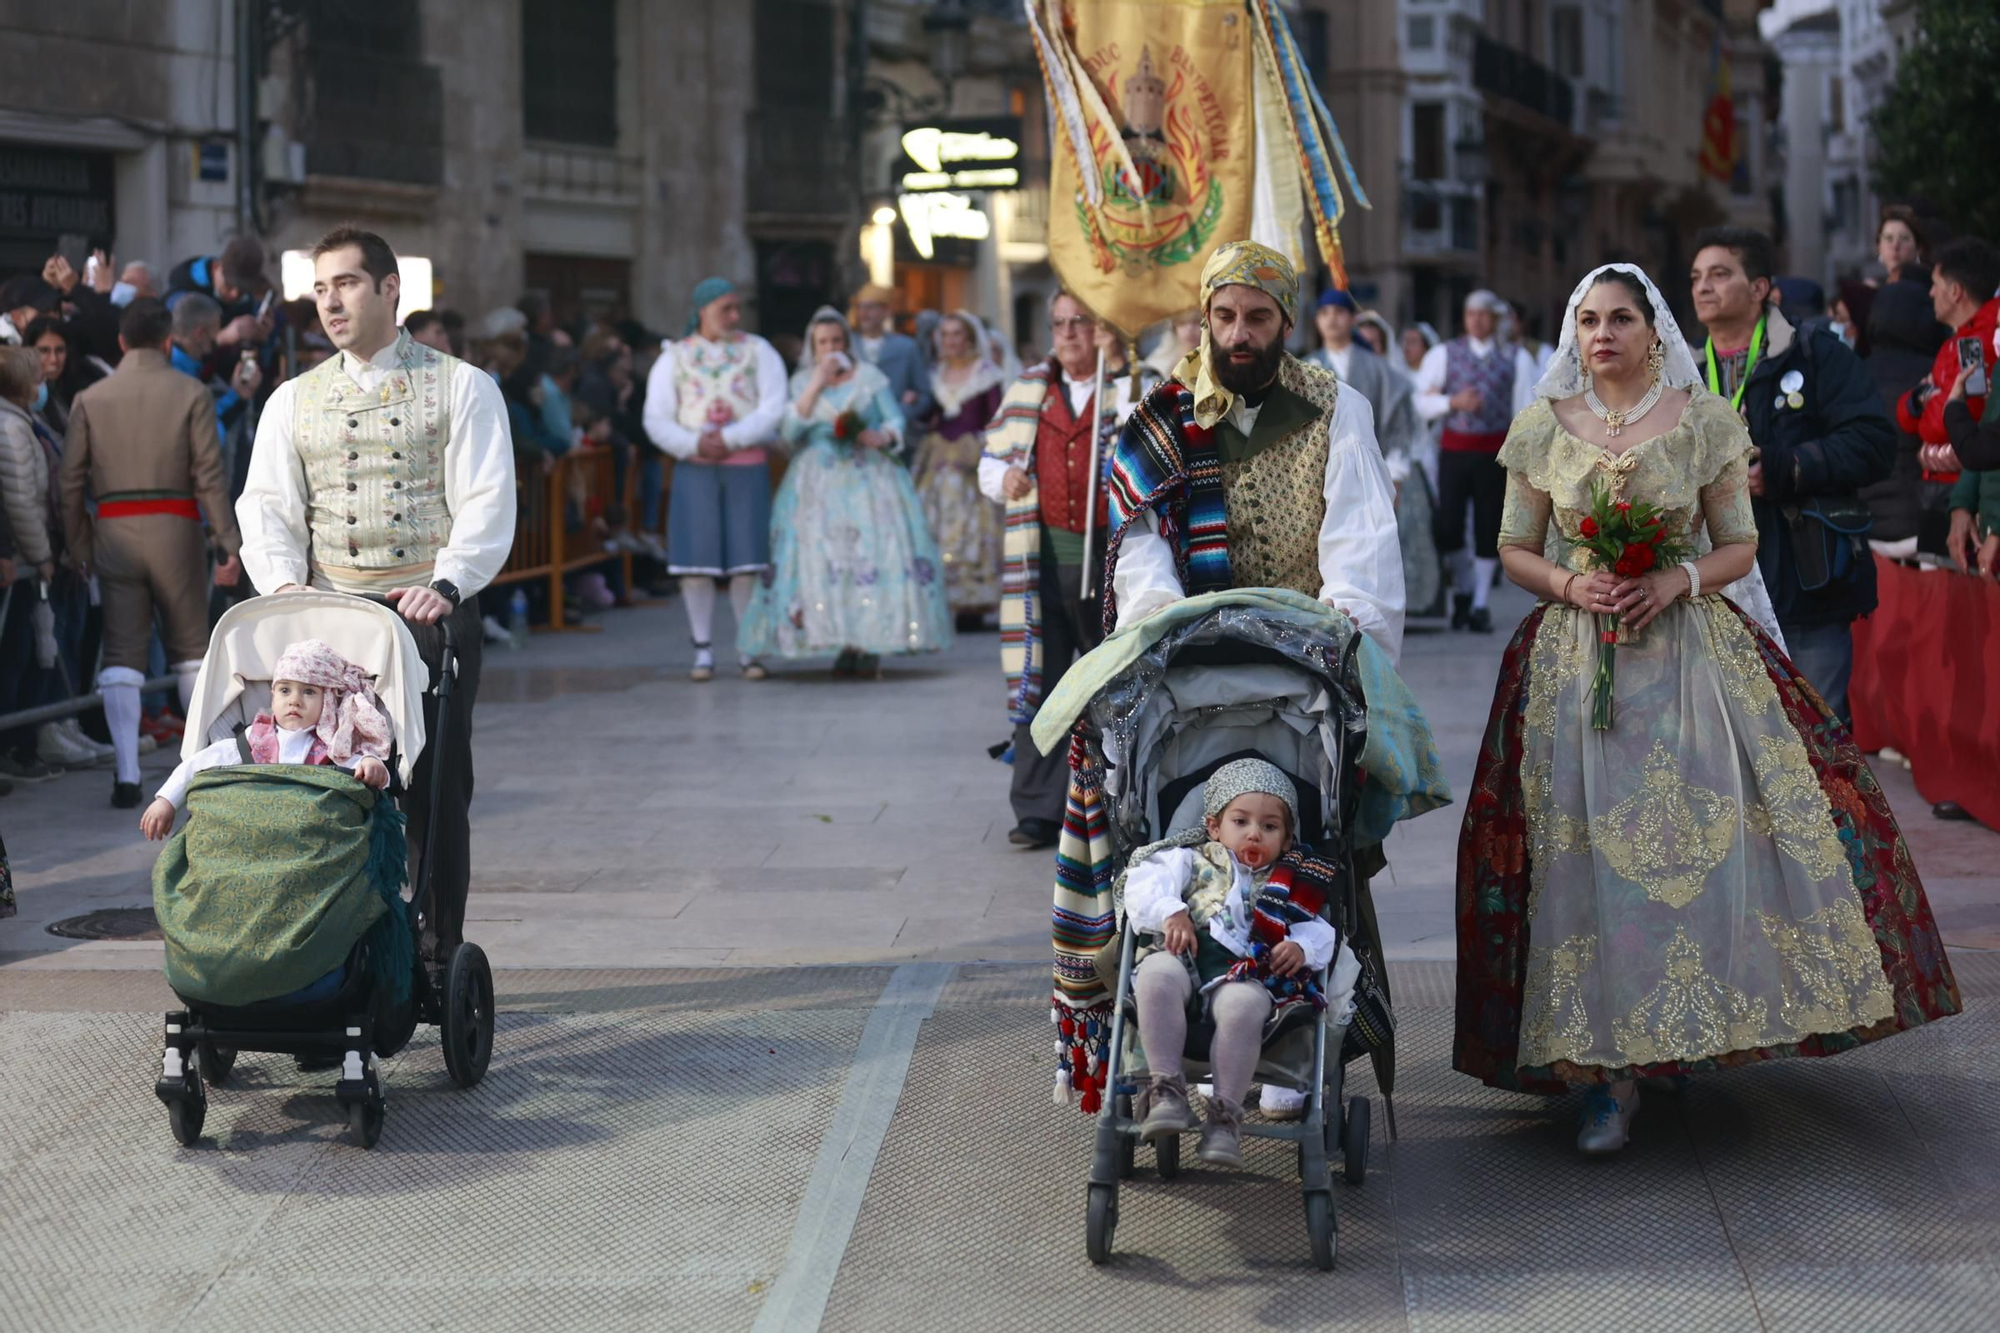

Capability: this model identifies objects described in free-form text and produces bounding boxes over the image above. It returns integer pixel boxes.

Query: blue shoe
[1577,1084,1639,1155]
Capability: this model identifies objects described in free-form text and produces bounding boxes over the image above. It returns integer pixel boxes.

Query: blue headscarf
[685,277,736,336]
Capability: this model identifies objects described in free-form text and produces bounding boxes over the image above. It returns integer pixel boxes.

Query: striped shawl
[982,363,1057,722]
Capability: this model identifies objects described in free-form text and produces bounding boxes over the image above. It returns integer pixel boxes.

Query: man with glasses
[979,291,1137,849]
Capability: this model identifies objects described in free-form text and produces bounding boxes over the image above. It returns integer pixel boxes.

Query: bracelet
[1681,560,1701,600]
[1560,572,1581,606]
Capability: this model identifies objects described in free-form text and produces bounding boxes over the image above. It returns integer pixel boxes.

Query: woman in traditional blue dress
[738,307,952,675]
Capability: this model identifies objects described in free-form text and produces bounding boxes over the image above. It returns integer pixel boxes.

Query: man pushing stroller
[1125,759,1338,1167]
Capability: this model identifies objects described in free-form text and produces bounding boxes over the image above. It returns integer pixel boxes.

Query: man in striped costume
[979,291,1136,850]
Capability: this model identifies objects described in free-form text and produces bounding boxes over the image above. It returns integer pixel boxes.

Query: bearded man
[1104,241,1404,657]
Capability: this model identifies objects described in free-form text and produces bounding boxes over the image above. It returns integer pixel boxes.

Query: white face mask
[109,282,137,307]
[1829,321,1852,347]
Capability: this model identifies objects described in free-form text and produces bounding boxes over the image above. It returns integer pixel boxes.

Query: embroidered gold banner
[1037,0,1256,338]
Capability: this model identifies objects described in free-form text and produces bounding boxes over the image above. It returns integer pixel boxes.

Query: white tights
[1132,951,1272,1108]
[680,575,759,661]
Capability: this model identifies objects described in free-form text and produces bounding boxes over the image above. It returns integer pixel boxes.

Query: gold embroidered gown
[1453,391,1959,1092]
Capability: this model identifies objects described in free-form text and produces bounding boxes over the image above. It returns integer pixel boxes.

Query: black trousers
[405,596,483,954]
[1434,449,1507,560]
[1010,552,1104,826]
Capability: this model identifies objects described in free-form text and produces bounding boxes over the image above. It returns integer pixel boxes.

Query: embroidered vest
[1217,358,1339,600]
[673,336,762,430]
[1034,384,1110,534]
[1443,338,1515,437]
[293,333,455,585]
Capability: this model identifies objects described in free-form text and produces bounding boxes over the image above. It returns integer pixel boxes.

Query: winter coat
[1860,280,1948,542]
[1895,296,2000,466]
[1715,307,1897,630]
[0,398,52,567]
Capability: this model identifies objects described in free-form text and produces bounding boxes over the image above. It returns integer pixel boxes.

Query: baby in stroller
[1126,759,1339,1168]
[139,638,393,840]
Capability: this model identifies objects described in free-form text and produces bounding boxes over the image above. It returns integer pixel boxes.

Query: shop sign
[0,143,114,242]
[896,192,989,261]
[897,116,1022,193]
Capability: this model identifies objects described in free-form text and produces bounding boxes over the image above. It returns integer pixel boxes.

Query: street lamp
[923,0,972,113]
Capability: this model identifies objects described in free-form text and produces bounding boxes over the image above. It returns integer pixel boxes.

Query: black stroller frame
[154,615,496,1149]
[1078,612,1376,1271]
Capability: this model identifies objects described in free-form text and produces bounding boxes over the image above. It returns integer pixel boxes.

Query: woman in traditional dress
[911,311,1005,623]
[1453,263,1960,1155]
[739,308,952,676]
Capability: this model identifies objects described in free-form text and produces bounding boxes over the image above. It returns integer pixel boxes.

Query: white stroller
[1059,596,1393,1270]
[151,591,494,1149]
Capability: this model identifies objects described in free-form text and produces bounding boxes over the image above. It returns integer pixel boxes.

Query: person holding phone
[1896,238,2000,527]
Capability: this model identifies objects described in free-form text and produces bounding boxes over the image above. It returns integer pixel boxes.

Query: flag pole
[1081,344,1107,601]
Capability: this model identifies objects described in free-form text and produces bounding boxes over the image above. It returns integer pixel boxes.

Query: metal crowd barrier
[487,445,645,631]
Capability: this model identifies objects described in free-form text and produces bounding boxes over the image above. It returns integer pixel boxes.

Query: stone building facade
[0,0,855,342]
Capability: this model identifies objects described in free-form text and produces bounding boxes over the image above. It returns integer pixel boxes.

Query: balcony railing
[305,54,443,186]
[746,111,855,217]
[1002,178,1050,246]
[1473,34,1575,129]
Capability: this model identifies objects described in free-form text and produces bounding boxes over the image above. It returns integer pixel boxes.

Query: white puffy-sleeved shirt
[1123,844,1339,975]
[640,335,788,460]
[975,370,1140,506]
[1110,388,1406,663]
[237,340,517,597]
[153,726,363,810]
[1412,337,1540,423]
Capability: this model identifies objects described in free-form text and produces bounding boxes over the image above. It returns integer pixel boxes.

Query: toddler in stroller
[139,638,393,841]
[1125,759,1340,1168]
[147,590,494,1150]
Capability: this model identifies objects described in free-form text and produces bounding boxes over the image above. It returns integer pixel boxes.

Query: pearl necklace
[1584,375,1664,437]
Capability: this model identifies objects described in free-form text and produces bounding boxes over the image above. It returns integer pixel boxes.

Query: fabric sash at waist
[98,494,200,521]
[1440,429,1507,454]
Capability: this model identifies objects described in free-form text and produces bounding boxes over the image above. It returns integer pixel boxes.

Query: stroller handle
[411,609,459,935]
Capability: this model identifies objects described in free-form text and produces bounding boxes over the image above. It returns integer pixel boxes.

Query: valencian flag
[1698,35,1737,182]
[1025,0,1369,339]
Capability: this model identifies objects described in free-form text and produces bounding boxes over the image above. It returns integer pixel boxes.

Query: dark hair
[309,224,399,289]
[119,297,173,349]
[1691,225,1776,288]
[1585,268,1658,327]
[21,314,68,347]
[1933,237,2000,310]
[1876,205,1928,256]
[218,235,268,294]
[404,309,442,336]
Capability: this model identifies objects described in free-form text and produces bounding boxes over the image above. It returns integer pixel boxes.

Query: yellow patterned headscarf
[1172,240,1301,429]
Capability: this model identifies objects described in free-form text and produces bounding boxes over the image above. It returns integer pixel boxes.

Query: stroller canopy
[180,592,429,786]
[1030,589,1450,850]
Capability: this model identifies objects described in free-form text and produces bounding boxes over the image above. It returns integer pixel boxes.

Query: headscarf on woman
[1528,262,1784,650]
[788,306,895,431]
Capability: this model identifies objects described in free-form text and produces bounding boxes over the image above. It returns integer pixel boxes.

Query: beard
[1209,336,1285,396]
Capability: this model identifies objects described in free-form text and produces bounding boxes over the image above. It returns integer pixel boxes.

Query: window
[1413,104,1447,181]
[757,0,836,111]
[1299,10,1330,82]
[1827,74,1845,133]
[523,0,617,145]
[1408,15,1436,51]
[1552,6,1583,78]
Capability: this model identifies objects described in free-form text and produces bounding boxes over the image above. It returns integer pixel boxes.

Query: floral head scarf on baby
[261,639,393,766]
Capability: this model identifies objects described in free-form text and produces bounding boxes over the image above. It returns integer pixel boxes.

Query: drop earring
[1646,340,1665,378]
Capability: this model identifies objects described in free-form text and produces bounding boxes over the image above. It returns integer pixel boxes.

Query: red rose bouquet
[831,409,868,446]
[1564,481,1695,730]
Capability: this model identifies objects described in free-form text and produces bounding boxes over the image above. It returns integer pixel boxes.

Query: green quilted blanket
[152,765,410,1007]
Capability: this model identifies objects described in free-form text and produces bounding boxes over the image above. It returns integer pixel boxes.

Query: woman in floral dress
[1454,264,1959,1154]
[738,308,951,675]
[911,311,1004,622]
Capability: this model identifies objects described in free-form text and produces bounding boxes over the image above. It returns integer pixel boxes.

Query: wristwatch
[429,579,462,609]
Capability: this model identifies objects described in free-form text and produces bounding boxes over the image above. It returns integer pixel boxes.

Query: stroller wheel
[198,1042,236,1087]
[1303,1190,1336,1270]
[1113,1095,1135,1180]
[1085,1183,1118,1265]
[1342,1096,1371,1185]
[167,1089,206,1147]
[347,1099,385,1149]
[441,942,495,1089]
[1155,1132,1180,1180]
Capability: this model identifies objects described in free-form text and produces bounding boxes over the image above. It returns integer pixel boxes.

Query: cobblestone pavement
[2,592,1995,1330]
